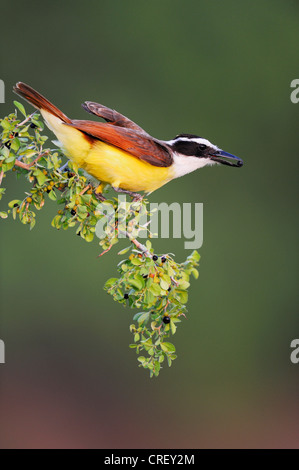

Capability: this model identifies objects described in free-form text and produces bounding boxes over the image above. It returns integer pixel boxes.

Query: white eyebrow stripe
[164,137,216,147]
[164,137,219,150]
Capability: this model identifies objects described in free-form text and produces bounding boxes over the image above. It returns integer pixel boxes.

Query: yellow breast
[83,141,174,192]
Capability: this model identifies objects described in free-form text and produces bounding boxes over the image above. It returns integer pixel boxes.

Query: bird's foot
[94,183,106,201]
[112,186,143,202]
[94,191,106,201]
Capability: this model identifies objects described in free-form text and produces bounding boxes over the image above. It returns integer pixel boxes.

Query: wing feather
[82,101,150,135]
[66,120,173,167]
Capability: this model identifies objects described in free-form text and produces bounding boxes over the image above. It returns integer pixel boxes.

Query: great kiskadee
[13,82,243,198]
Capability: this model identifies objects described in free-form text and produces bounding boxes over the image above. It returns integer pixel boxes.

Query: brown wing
[66,120,173,167]
[82,101,150,135]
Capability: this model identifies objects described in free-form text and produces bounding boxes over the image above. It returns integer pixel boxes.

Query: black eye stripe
[171,141,199,156]
[171,140,210,157]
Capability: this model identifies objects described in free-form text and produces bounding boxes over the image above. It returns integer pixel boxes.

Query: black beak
[210,150,243,167]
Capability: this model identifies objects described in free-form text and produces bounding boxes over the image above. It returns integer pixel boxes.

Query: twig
[98,244,113,257]
[14,151,49,170]
[16,111,38,128]
[0,170,4,186]
[118,229,151,257]
[79,184,91,196]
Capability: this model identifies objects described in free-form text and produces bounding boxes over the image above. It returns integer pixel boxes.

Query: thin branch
[118,229,151,257]
[79,184,91,196]
[16,111,38,128]
[14,151,49,170]
[98,244,113,257]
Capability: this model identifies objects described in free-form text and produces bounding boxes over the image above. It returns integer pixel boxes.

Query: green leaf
[104,278,119,289]
[137,356,146,363]
[160,342,176,353]
[160,278,170,291]
[51,215,62,229]
[189,250,200,262]
[136,312,150,325]
[175,289,188,304]
[14,100,26,117]
[30,218,36,230]
[117,246,131,255]
[48,189,57,201]
[191,268,199,279]
[145,240,152,251]
[154,361,161,376]
[170,320,177,335]
[144,289,155,305]
[5,156,16,164]
[11,138,20,152]
[149,283,161,296]
[83,231,94,242]
[177,279,190,290]
[0,211,8,219]
[8,199,21,208]
[33,169,48,186]
[127,276,143,290]
[131,257,142,266]
[134,333,140,342]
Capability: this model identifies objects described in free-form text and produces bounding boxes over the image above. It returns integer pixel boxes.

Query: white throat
[172,153,215,178]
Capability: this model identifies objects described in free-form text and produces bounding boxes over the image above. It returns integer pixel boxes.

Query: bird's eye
[198,144,207,150]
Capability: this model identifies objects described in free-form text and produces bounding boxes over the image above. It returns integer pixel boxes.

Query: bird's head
[166,134,243,170]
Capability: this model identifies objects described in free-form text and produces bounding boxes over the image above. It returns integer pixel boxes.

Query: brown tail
[13,82,71,123]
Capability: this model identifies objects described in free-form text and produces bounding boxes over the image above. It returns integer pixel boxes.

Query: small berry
[47,185,52,191]
[124,293,129,299]
[42,169,47,175]
[71,209,76,216]
[161,257,167,263]
[162,316,170,324]
[77,231,81,236]
[142,274,148,279]
[58,210,63,215]
[30,123,37,129]
[152,255,158,261]
[13,203,18,208]
[167,287,171,292]
[27,197,32,203]
[49,181,55,187]
[4,142,11,149]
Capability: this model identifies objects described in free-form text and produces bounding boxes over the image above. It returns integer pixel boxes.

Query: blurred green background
[0,0,298,448]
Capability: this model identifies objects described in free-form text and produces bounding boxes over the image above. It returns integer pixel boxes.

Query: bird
[13,82,243,199]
